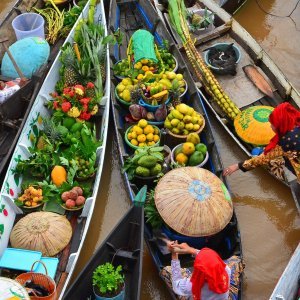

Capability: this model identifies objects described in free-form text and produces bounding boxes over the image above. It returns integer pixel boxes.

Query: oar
[0,38,27,86]
[243,64,275,99]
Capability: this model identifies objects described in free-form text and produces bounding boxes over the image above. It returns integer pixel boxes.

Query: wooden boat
[153,0,300,212]
[108,0,243,298]
[0,0,110,298]
[0,0,74,183]
[270,243,300,300]
[64,189,145,300]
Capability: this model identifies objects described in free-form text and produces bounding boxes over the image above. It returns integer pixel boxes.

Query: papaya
[188,151,204,166]
[51,166,67,187]
[195,143,207,155]
[138,155,157,168]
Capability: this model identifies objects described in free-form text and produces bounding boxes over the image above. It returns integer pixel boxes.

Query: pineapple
[43,119,62,143]
[130,86,142,104]
[85,86,96,98]
[61,45,79,86]
[169,79,182,107]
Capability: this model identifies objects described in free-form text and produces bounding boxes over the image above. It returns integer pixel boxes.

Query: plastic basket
[15,260,57,300]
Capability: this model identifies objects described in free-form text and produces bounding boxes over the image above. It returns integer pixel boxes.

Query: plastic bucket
[12,13,45,40]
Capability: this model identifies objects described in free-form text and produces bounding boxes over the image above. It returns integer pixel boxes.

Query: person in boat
[160,241,244,300]
[223,102,300,182]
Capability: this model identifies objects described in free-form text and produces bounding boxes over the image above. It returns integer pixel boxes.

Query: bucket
[12,13,45,40]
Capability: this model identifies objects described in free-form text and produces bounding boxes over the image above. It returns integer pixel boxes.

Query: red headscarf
[264,103,300,154]
[190,248,229,300]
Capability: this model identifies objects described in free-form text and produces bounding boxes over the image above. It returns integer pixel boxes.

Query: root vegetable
[66,199,76,208]
[69,190,78,200]
[75,196,86,206]
[72,186,83,196]
[61,192,70,202]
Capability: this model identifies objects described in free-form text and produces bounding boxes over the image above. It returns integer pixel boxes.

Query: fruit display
[164,103,204,136]
[113,59,130,78]
[122,146,169,180]
[129,104,167,124]
[51,165,67,187]
[16,186,44,208]
[158,48,177,72]
[61,186,86,209]
[115,78,138,104]
[172,142,208,166]
[75,155,95,179]
[126,119,160,148]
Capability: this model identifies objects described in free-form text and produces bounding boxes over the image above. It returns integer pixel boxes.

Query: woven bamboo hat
[234,105,275,146]
[10,212,72,257]
[154,167,233,237]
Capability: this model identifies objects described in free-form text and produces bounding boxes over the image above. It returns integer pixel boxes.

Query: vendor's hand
[170,242,198,256]
[223,163,239,176]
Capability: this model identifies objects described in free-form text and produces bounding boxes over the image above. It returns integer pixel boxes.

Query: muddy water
[1,0,299,299]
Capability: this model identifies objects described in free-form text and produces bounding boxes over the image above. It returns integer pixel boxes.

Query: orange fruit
[143,125,155,135]
[182,142,195,156]
[137,134,146,143]
[175,153,188,165]
[131,139,138,146]
[153,134,160,143]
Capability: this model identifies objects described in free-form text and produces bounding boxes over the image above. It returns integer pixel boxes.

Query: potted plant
[92,262,125,300]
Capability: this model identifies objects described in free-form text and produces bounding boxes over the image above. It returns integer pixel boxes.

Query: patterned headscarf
[190,248,229,300]
[264,103,300,154]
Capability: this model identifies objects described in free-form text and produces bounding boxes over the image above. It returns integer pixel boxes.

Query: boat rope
[255,0,300,31]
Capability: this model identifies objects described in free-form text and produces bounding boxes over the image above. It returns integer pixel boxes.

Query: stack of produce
[61,186,86,209]
[126,119,160,148]
[16,186,43,208]
[173,142,207,166]
[164,103,204,135]
[122,146,167,179]
[167,0,241,120]
[113,44,177,79]
[115,78,138,103]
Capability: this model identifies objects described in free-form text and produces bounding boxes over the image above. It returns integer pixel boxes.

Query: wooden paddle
[0,38,28,86]
[243,64,275,99]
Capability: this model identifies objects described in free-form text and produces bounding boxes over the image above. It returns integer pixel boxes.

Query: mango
[186,133,200,145]
[195,143,207,155]
[188,151,204,166]
[182,142,195,155]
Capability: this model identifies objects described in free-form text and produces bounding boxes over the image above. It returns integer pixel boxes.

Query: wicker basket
[166,116,205,149]
[15,261,56,300]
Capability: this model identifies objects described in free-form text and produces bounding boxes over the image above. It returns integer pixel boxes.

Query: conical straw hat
[234,105,275,146]
[154,167,233,237]
[10,212,72,257]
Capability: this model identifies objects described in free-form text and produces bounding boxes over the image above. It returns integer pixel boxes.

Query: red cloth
[190,248,229,300]
[264,103,300,154]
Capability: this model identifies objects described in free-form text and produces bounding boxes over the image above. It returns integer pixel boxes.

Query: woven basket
[166,116,205,148]
[15,261,56,300]
[10,212,72,257]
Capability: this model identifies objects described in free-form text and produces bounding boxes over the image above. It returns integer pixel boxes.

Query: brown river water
[1,0,300,299]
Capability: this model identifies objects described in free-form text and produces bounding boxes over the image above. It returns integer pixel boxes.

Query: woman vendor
[223,103,300,181]
[160,241,244,300]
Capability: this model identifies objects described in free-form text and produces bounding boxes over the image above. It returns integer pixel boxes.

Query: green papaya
[135,166,150,177]
[195,143,207,155]
[188,151,204,166]
[137,155,157,168]
[150,163,162,176]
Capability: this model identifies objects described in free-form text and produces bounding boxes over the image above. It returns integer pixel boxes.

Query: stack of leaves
[144,189,163,229]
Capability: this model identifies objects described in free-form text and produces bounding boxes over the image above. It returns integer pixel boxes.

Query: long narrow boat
[64,188,146,300]
[270,243,300,300]
[153,0,300,212]
[0,0,81,183]
[0,0,110,298]
[108,0,243,298]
